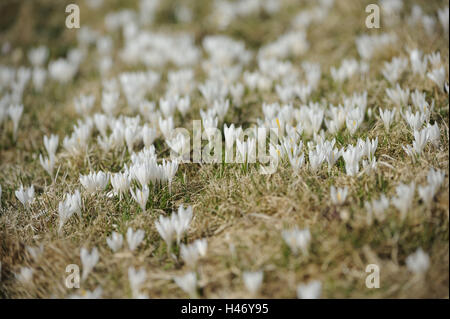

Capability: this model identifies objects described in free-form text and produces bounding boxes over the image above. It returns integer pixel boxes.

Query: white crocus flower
[80,171,109,194]
[126,227,145,251]
[427,67,446,91]
[243,271,264,296]
[162,159,179,193]
[8,104,24,140]
[155,214,176,252]
[174,205,193,244]
[425,123,440,148]
[412,128,429,155]
[43,134,59,159]
[177,95,191,116]
[106,231,123,252]
[418,184,437,207]
[405,248,430,274]
[297,280,322,299]
[308,148,325,173]
[142,124,157,148]
[159,116,174,139]
[128,266,147,298]
[174,272,197,298]
[427,168,444,188]
[130,186,149,212]
[28,46,49,67]
[110,172,131,200]
[155,205,193,251]
[180,239,208,268]
[392,182,415,221]
[282,227,311,255]
[58,190,82,232]
[342,146,361,176]
[15,185,35,208]
[379,108,396,132]
[80,247,99,281]
[39,154,55,178]
[101,90,119,115]
[365,194,389,225]
[330,186,348,206]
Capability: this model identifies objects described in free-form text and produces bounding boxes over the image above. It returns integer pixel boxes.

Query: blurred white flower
[405,248,430,274]
[80,247,99,281]
[106,231,123,252]
[43,134,59,159]
[130,186,149,212]
[127,227,145,251]
[243,271,263,296]
[297,280,322,299]
[15,185,34,208]
[392,182,415,221]
[379,108,396,132]
[174,272,197,298]
[39,154,55,178]
[282,227,311,255]
[330,186,348,206]
[180,238,208,268]
[8,104,24,140]
[427,67,446,91]
[128,266,147,298]
[80,171,109,194]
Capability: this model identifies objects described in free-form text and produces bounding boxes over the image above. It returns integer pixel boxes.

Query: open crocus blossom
[330,186,348,206]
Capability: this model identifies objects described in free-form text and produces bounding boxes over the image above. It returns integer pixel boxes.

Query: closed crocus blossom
[379,108,396,132]
[110,172,131,200]
[58,189,82,232]
[243,271,264,296]
[8,104,24,141]
[155,214,176,252]
[15,185,35,208]
[365,194,389,225]
[392,182,415,221]
[141,124,157,148]
[106,231,123,252]
[174,272,197,298]
[126,227,145,251]
[427,67,446,91]
[130,185,149,211]
[162,159,179,193]
[43,134,59,159]
[80,247,99,281]
[128,266,147,298]
[39,154,55,178]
